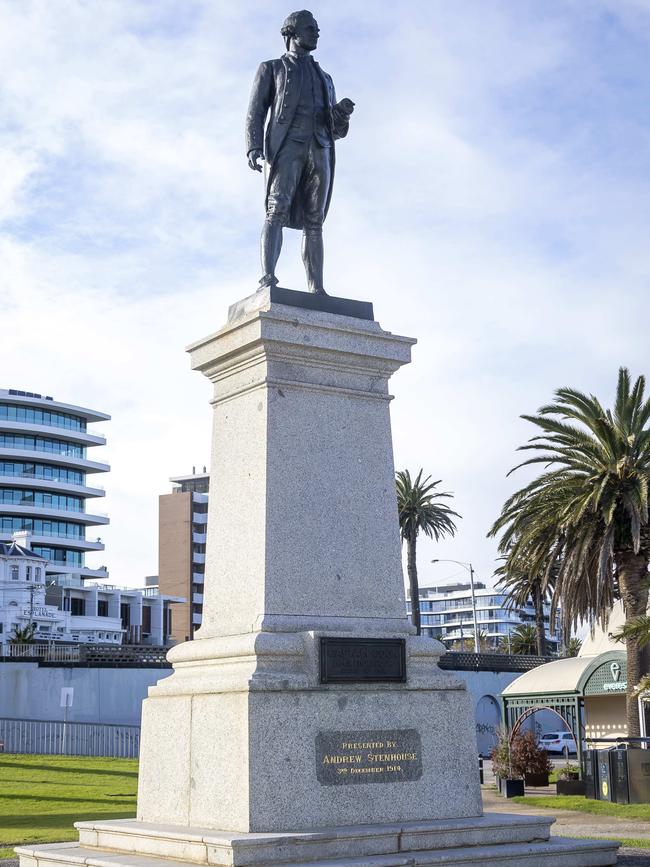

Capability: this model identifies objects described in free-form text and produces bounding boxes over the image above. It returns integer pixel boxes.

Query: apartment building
[158,469,208,642]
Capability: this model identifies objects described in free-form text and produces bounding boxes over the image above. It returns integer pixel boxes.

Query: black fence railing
[438,651,554,673]
[1,643,172,668]
[1,646,554,673]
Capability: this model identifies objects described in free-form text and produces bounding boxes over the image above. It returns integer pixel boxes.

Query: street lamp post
[431,559,480,654]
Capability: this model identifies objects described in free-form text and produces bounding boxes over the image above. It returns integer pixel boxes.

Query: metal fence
[0,718,140,758]
[1,643,170,667]
[439,651,554,673]
[4,644,81,662]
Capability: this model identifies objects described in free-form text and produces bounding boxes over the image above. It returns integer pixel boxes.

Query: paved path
[483,784,650,842]
[483,784,650,864]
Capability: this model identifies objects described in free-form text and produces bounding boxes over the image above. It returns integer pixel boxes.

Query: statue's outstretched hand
[248,149,264,172]
[337,98,355,116]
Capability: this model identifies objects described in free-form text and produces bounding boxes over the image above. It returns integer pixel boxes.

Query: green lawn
[513,794,650,821]
[0,754,137,851]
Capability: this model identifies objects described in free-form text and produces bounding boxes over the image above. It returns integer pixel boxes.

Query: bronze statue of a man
[246,10,354,295]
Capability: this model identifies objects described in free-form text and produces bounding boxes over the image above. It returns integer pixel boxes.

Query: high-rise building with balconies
[157,468,208,643]
[0,388,110,581]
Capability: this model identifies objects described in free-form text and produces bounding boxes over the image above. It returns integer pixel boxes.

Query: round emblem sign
[602,781,609,797]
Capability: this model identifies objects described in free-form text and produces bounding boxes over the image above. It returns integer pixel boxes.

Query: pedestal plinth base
[16,814,619,867]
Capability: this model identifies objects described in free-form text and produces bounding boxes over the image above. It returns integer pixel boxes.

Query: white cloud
[0,0,647,590]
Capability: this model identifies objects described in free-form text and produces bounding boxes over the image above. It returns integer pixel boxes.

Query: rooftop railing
[438,651,554,673]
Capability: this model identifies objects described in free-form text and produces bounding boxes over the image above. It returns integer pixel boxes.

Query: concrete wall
[0,662,171,726]
[449,669,564,756]
[1,661,551,748]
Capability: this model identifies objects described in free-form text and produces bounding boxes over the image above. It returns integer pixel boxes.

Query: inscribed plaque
[316,729,423,785]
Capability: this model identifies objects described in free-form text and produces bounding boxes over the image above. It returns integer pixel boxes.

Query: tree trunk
[617,550,650,738]
[533,581,547,657]
[406,530,421,635]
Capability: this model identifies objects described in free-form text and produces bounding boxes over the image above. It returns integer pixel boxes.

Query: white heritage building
[0,532,179,649]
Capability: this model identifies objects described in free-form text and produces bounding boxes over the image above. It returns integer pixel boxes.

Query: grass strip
[0,754,137,848]
[512,794,650,821]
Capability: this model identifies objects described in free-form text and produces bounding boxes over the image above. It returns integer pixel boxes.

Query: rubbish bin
[627,748,650,804]
[609,749,629,804]
[582,749,598,799]
[597,749,613,801]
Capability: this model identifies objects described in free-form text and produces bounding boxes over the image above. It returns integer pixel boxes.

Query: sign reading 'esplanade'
[316,729,423,785]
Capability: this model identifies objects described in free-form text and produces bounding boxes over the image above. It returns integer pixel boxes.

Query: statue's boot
[260,218,283,289]
[302,227,326,295]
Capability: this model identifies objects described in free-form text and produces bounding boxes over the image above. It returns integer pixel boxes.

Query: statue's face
[293,16,319,51]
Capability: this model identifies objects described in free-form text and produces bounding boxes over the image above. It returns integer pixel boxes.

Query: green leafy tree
[612,615,650,648]
[396,470,460,635]
[509,624,538,655]
[565,636,583,657]
[495,561,555,656]
[490,368,650,736]
[10,623,36,644]
[448,630,490,652]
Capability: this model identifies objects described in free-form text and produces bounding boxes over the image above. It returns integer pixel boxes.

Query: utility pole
[431,559,480,654]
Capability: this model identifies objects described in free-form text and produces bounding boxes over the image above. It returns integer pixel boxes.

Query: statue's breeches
[266,138,331,230]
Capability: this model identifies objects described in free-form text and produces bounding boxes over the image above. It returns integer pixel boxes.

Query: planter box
[499,778,525,798]
[557,779,586,796]
[525,772,550,787]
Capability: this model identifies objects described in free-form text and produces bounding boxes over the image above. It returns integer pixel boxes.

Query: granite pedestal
[17,289,618,866]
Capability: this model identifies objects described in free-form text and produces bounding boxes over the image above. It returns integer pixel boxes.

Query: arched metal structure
[501,651,627,768]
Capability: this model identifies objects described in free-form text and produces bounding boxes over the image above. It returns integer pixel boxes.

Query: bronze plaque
[316,729,423,785]
[319,637,406,683]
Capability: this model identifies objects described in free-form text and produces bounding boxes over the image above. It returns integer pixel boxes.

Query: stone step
[407,837,619,866]
[72,814,554,866]
[15,836,619,867]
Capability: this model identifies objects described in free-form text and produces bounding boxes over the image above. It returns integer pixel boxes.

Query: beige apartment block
[158,471,208,643]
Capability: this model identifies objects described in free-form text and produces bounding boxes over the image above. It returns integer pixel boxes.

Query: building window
[0,462,85,485]
[35,567,41,581]
[142,606,152,635]
[25,566,32,581]
[120,603,130,627]
[97,600,109,617]
[0,403,86,431]
[32,547,83,567]
[70,597,85,616]
[10,566,19,580]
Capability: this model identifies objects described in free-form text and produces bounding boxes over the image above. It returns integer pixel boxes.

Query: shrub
[557,762,580,780]
[510,731,553,778]
[490,730,514,779]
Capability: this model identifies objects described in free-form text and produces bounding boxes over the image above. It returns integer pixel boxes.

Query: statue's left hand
[247,148,264,172]
[337,98,355,116]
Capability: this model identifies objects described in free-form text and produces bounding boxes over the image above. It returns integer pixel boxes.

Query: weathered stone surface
[227,286,374,323]
[183,301,416,641]
[18,298,619,867]
[137,677,481,833]
[18,817,619,867]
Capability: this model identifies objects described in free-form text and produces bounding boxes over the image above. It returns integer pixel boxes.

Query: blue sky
[0,0,648,589]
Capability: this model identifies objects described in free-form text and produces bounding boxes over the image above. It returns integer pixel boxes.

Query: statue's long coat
[245,55,349,230]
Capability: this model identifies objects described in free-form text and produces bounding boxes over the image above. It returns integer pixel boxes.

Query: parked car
[538,731,577,756]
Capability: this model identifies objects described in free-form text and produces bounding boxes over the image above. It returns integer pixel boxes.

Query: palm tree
[490,368,650,736]
[396,469,460,635]
[565,636,583,657]
[495,561,555,656]
[509,624,538,655]
[10,623,36,644]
